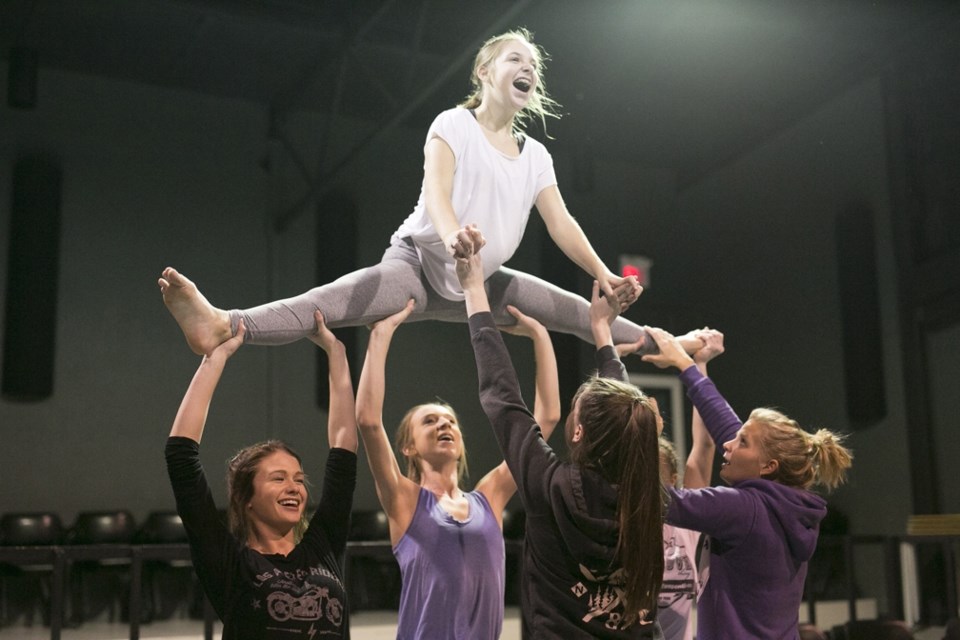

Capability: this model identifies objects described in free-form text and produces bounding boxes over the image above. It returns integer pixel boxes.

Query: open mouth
[513,78,531,92]
[279,499,300,509]
[438,434,455,443]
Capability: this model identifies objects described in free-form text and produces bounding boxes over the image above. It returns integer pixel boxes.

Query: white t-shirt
[658,524,704,640]
[391,107,557,301]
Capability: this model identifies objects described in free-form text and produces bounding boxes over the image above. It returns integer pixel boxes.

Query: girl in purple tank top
[355,297,562,639]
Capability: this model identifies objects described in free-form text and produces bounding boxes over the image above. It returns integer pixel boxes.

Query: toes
[163,267,188,286]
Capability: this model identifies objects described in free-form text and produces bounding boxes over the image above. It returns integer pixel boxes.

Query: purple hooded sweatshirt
[666,367,826,640]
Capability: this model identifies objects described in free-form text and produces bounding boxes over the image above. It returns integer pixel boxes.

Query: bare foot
[158,267,232,355]
[675,331,706,355]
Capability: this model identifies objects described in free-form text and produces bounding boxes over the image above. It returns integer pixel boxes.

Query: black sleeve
[165,436,239,619]
[469,311,560,515]
[302,448,357,557]
[595,344,629,382]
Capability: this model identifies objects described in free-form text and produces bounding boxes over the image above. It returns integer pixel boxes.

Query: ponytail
[570,377,665,623]
[808,428,853,491]
[615,399,666,622]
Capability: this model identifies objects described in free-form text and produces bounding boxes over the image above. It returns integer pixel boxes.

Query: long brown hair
[226,440,309,544]
[569,377,665,623]
[394,402,469,486]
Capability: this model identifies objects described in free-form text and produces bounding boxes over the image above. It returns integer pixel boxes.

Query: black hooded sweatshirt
[470,312,662,639]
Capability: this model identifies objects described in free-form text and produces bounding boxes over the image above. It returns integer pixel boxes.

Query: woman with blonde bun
[641,327,853,640]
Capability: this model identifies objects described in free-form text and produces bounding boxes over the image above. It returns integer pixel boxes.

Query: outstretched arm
[306,311,357,453]
[165,322,245,621]
[459,227,491,316]
[169,321,246,442]
[643,326,742,450]
[355,300,420,544]
[459,244,561,515]
[506,307,562,435]
[587,279,636,383]
[305,310,359,554]
[475,304,562,518]
[681,329,724,489]
[535,186,638,300]
[589,279,627,351]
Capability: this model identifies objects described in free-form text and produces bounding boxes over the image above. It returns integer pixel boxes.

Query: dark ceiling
[2,0,957,191]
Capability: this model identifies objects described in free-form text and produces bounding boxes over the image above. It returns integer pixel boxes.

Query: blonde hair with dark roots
[226,440,310,544]
[569,377,666,624]
[394,402,469,486]
[459,27,562,136]
[749,408,853,491]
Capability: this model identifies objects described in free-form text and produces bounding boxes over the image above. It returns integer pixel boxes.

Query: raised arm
[506,306,562,435]
[458,227,491,316]
[588,279,636,383]
[474,304,562,518]
[165,322,247,620]
[303,311,358,555]
[169,321,246,443]
[306,310,357,453]
[681,329,724,489]
[354,300,421,544]
[535,186,637,299]
[643,327,742,449]
[458,244,559,514]
[589,279,631,348]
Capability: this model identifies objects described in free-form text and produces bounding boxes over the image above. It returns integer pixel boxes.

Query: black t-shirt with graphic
[165,437,356,639]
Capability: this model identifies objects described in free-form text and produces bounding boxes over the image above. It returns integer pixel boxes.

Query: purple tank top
[393,488,505,639]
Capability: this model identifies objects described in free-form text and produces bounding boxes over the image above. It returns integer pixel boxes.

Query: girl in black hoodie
[457,238,666,639]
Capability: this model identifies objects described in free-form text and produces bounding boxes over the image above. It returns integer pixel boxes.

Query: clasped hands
[444,224,486,260]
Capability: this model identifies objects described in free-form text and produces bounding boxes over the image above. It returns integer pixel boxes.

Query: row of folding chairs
[0,507,527,638]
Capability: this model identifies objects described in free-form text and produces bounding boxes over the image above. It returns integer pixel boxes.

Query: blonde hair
[394,402,469,486]
[659,437,679,478]
[749,408,853,491]
[459,28,562,136]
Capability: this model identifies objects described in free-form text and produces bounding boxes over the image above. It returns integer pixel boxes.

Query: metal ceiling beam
[310,0,399,188]
[270,0,397,114]
[315,45,351,178]
[403,0,431,98]
[273,0,539,231]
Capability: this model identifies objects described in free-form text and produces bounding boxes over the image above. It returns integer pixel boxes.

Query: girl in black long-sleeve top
[165,312,357,640]
[456,231,667,639]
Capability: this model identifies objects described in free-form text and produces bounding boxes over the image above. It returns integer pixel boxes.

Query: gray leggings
[230,240,654,352]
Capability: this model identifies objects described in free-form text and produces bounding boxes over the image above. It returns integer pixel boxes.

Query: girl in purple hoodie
[641,328,853,640]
